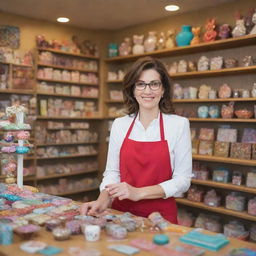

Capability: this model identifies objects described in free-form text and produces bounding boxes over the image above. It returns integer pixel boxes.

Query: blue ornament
[153,234,170,245]
[176,25,194,47]
[0,224,13,245]
[15,146,30,154]
[0,194,22,201]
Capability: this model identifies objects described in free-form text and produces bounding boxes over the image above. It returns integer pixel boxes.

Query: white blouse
[100,113,192,198]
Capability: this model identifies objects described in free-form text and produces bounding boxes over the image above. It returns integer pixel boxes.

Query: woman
[81,57,192,223]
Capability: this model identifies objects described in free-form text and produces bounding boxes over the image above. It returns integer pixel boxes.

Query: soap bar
[153,234,169,245]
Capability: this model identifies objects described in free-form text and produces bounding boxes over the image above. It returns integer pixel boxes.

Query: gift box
[225,192,245,212]
[217,128,237,143]
[199,128,214,141]
[212,168,229,183]
[230,142,251,160]
[214,141,230,157]
[241,128,256,144]
[204,189,221,207]
[199,140,213,155]
[232,171,243,186]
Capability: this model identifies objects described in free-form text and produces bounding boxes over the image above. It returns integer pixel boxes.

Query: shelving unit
[104,34,256,227]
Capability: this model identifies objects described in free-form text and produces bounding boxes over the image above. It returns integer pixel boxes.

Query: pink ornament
[17,131,30,140]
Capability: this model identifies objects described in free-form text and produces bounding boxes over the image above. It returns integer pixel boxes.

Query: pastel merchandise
[217,128,237,143]
[20,241,47,254]
[16,146,30,154]
[199,128,214,141]
[84,224,100,242]
[197,106,209,118]
[209,105,220,118]
[221,102,234,118]
[130,238,156,250]
[52,227,71,241]
[198,84,211,99]
[210,56,223,70]
[197,56,209,71]
[214,141,230,158]
[65,220,81,235]
[248,197,256,216]
[242,128,256,143]
[17,131,30,140]
[199,140,213,155]
[105,223,127,239]
[148,212,169,230]
[0,223,13,245]
[225,192,245,212]
[203,189,220,207]
[15,224,40,239]
[230,142,251,160]
[45,219,61,231]
[187,186,204,202]
[153,234,169,245]
[218,83,232,98]
[224,221,249,240]
[4,132,14,142]
[212,168,229,183]
[232,171,243,186]
[1,146,16,153]
[108,245,139,255]
[38,246,63,255]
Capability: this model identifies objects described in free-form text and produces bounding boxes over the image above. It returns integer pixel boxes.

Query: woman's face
[133,69,164,112]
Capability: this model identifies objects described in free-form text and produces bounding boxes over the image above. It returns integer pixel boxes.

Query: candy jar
[118,37,131,56]
[221,102,234,118]
[132,35,144,55]
[168,61,178,74]
[190,27,201,45]
[209,105,220,118]
[203,18,217,42]
[157,32,166,50]
[177,60,187,73]
[218,24,231,39]
[144,31,157,52]
[241,89,250,98]
[197,106,209,118]
[250,11,256,34]
[218,83,232,98]
[204,189,221,207]
[165,29,176,48]
[232,171,243,185]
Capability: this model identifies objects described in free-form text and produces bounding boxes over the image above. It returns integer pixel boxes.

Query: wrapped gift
[232,171,243,185]
[214,141,230,157]
[204,189,221,207]
[199,140,213,155]
[246,171,256,188]
[187,186,204,202]
[248,197,256,216]
[225,192,245,212]
[212,168,229,183]
[199,128,214,141]
[230,142,251,160]
[241,128,256,143]
[192,139,199,154]
[217,128,237,142]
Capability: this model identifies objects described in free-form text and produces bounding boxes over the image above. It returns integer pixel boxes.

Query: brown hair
[122,56,174,115]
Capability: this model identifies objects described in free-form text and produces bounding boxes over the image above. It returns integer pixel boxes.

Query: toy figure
[191,27,201,45]
[218,24,231,39]
[157,32,166,50]
[165,29,176,48]
[132,35,144,55]
[232,12,246,37]
[203,18,217,42]
[244,8,255,34]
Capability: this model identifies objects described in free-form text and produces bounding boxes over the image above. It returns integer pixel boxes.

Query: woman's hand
[106,182,142,201]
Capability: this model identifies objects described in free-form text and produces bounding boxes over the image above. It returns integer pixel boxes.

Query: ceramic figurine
[173,83,183,99]
[244,8,255,34]
[209,105,220,118]
[197,56,209,71]
[218,83,232,98]
[198,84,211,99]
[221,102,235,118]
[232,12,246,37]
[177,60,187,73]
[176,25,194,46]
[203,18,217,42]
[198,106,209,118]
[242,56,254,67]
[157,32,166,50]
[251,83,256,97]
[210,56,223,70]
[250,11,256,34]
[190,27,201,45]
[165,29,176,48]
[144,31,157,52]
[218,24,231,39]
[224,58,238,68]
[132,35,144,55]
[168,62,178,74]
[188,61,197,72]
[118,37,131,56]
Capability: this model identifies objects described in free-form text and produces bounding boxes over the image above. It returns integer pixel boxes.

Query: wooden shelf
[176,198,256,222]
[191,179,256,194]
[105,99,124,103]
[173,97,256,103]
[37,116,102,120]
[0,89,35,95]
[36,169,98,180]
[47,127,89,130]
[189,118,256,123]
[37,141,98,147]
[105,34,256,63]
[54,186,99,196]
[0,175,35,181]
[170,65,256,79]
[37,153,98,160]
[37,63,98,73]
[37,91,98,99]
[37,47,99,60]
[36,77,98,86]
[193,154,256,166]
[0,61,33,67]
[106,80,123,83]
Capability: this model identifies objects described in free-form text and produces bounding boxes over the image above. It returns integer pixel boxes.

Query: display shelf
[37,63,98,73]
[170,65,256,79]
[105,99,123,103]
[173,97,256,103]
[0,175,35,181]
[36,77,98,86]
[105,34,256,63]
[189,118,256,123]
[37,116,102,120]
[24,156,36,160]
[191,179,256,194]
[54,186,99,196]
[47,127,89,131]
[36,169,98,180]
[0,61,33,68]
[106,80,123,83]
[36,141,98,147]
[176,198,256,222]
[36,153,98,160]
[0,89,35,95]
[37,91,98,99]
[37,47,99,60]
[193,154,256,166]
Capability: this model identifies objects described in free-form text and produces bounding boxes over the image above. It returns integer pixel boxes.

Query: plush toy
[203,18,217,42]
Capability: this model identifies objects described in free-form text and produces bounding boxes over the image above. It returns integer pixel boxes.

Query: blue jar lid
[153,234,170,245]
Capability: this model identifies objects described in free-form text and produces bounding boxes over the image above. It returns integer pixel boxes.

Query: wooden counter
[0,222,255,255]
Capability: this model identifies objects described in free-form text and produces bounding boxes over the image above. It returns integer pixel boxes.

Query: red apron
[112,112,177,224]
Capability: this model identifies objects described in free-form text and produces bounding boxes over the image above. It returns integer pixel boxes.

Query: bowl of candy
[235,109,253,119]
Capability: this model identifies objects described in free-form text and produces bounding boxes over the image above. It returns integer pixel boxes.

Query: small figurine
[197,56,209,71]
[157,32,166,50]
[119,37,132,56]
[191,27,201,45]
[144,31,157,52]
[244,8,255,34]
[165,29,176,48]
[250,10,256,34]
[232,12,246,37]
[218,24,231,39]
[132,35,144,55]
[168,62,178,74]
[203,18,217,42]
[177,60,187,73]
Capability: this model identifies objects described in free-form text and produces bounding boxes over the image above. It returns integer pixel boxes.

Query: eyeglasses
[134,80,162,91]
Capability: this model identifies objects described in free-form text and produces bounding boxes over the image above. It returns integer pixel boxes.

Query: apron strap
[126,112,165,141]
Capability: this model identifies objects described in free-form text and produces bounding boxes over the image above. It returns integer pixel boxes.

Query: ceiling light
[57,17,70,23]
[165,5,180,12]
